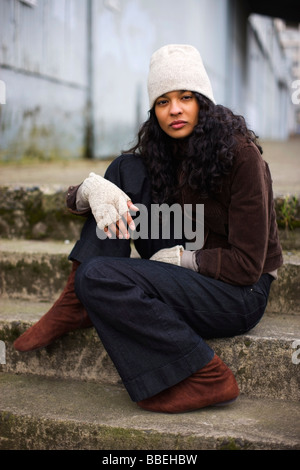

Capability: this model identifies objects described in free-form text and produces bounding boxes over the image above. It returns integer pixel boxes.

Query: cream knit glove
[150,245,184,266]
[79,172,131,230]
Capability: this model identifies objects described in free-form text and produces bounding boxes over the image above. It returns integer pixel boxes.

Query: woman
[14,44,283,413]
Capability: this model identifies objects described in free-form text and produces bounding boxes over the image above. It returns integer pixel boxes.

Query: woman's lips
[170,120,187,129]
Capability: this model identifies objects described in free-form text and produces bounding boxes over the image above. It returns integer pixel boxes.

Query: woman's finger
[104,200,139,239]
[117,217,130,239]
[106,219,128,239]
[126,200,139,231]
[127,200,139,212]
[105,223,119,238]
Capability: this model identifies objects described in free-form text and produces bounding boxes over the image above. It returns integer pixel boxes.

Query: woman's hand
[150,245,184,265]
[104,200,139,239]
[80,172,139,237]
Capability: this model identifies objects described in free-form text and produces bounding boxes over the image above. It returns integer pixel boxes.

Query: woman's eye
[156,99,168,106]
[182,94,193,101]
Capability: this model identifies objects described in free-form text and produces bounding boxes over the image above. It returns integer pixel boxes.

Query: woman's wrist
[181,250,198,271]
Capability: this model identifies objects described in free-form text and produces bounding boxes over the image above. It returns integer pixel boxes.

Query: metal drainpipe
[85,0,95,159]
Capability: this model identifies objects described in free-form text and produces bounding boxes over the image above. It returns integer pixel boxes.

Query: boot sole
[213,397,238,407]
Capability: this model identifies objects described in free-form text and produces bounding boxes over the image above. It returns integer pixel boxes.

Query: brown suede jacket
[191,140,283,285]
[66,139,283,286]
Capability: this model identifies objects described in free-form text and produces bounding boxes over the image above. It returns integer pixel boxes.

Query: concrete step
[0,185,85,241]
[0,239,299,314]
[1,183,300,249]
[1,301,299,402]
[0,239,140,302]
[0,372,299,450]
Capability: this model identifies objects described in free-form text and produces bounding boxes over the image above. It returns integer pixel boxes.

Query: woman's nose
[170,100,182,115]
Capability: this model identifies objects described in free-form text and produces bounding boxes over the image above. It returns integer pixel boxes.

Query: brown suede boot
[13,260,92,352]
[137,355,239,413]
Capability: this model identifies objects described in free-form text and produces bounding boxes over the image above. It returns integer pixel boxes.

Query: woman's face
[154,90,199,139]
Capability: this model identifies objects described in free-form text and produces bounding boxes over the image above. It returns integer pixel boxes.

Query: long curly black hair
[125,93,262,204]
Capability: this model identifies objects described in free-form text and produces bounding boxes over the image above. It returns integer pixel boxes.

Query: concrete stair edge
[0,241,300,315]
[1,310,299,402]
[1,241,299,451]
[0,372,299,450]
[1,183,300,249]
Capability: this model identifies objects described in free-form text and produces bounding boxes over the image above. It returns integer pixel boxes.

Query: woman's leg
[13,155,140,352]
[13,153,170,351]
[13,227,131,352]
[13,260,92,351]
[75,255,272,410]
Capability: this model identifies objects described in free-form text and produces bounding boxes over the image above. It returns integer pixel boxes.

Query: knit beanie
[147,44,215,109]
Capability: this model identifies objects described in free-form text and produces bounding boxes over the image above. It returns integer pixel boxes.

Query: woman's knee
[74,257,101,302]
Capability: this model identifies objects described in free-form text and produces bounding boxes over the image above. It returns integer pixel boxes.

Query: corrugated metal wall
[0,0,295,161]
[246,14,292,139]
[0,0,89,160]
[91,0,232,157]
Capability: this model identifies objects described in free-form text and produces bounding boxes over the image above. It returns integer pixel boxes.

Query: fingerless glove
[79,172,131,230]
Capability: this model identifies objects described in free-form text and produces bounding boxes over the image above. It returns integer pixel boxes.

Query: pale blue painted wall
[0,0,295,161]
[0,0,88,160]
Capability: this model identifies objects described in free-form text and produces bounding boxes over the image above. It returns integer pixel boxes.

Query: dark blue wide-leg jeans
[71,154,273,402]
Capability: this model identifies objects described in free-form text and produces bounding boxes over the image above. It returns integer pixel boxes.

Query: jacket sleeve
[195,144,270,285]
[66,184,91,217]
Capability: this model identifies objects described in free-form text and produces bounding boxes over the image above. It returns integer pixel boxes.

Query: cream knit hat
[147,44,215,108]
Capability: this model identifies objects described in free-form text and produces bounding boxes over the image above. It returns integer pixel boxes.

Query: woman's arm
[196,143,271,285]
[66,184,91,216]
